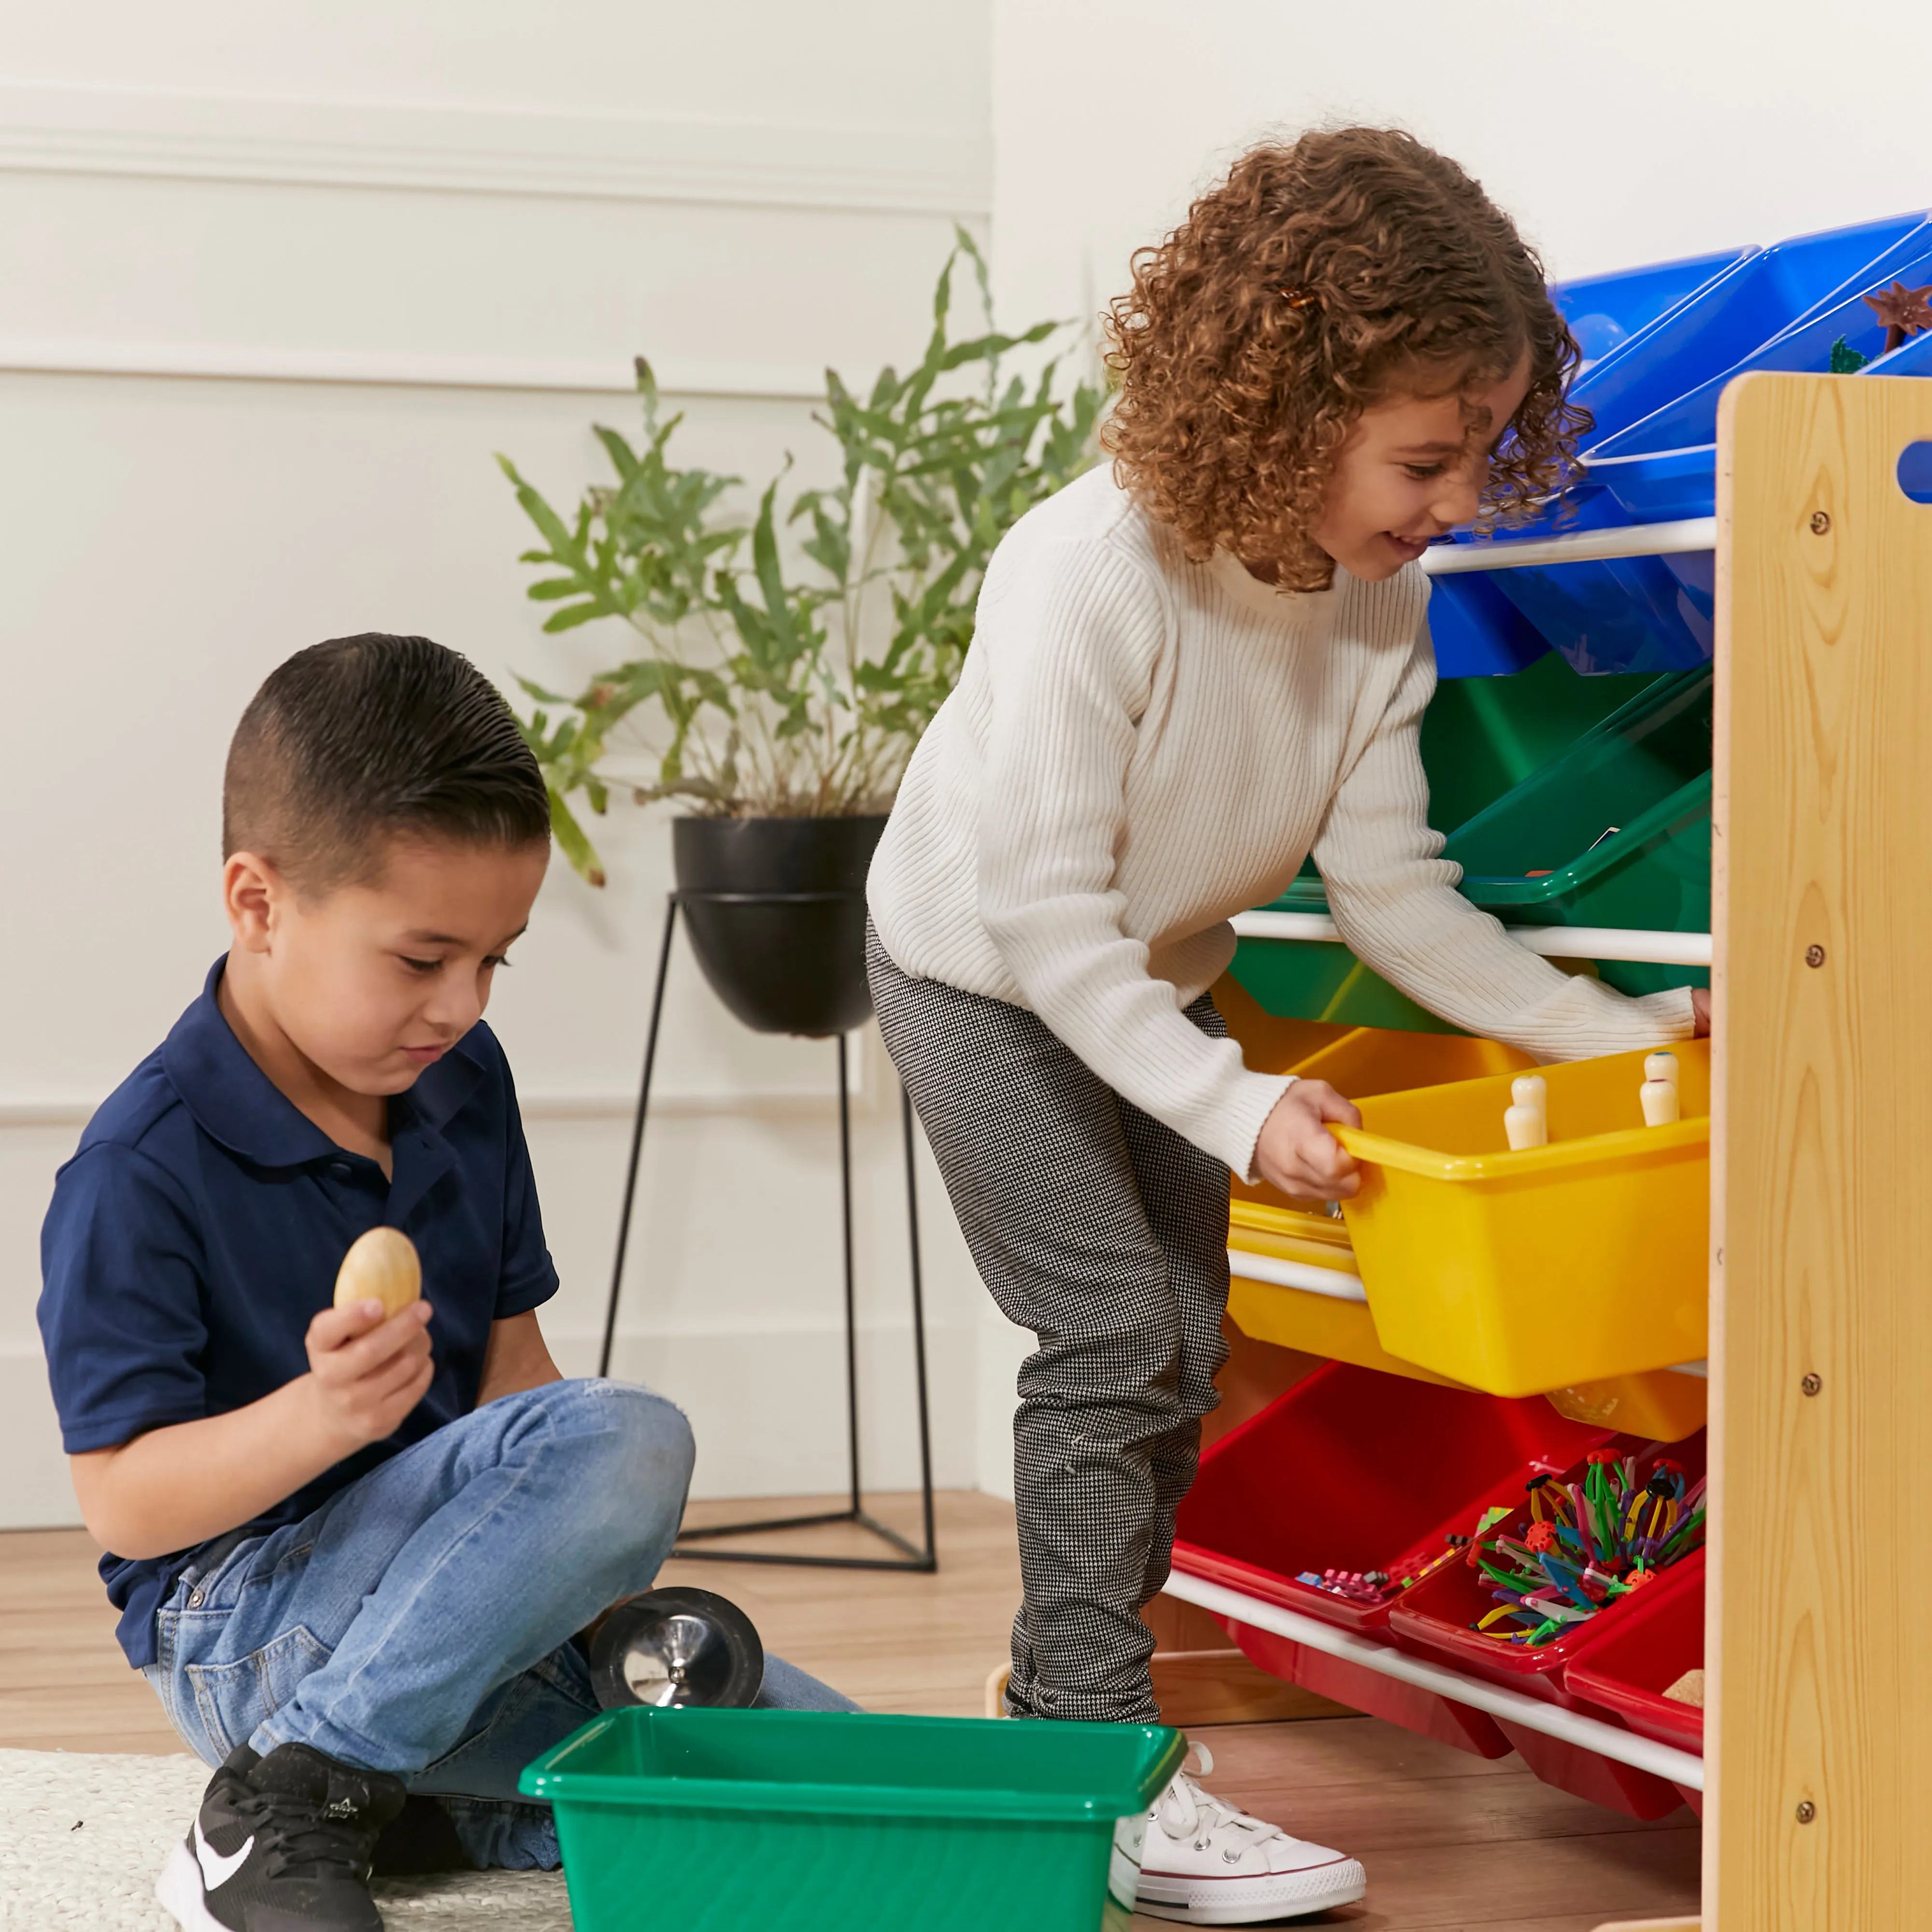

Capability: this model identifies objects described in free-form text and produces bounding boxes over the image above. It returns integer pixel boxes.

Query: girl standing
[868,127,1707,1925]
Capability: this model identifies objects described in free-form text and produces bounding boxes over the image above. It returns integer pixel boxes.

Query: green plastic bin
[520,1706,1185,1932]
[1417,652,1661,837]
[1224,941,1465,1034]
[1441,662,1711,997]
[1235,664,1711,1018]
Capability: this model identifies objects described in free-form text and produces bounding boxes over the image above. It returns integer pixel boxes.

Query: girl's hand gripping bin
[1334,1040,1710,1396]
[520,1706,1185,1932]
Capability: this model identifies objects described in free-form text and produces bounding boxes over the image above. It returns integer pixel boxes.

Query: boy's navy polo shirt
[37,960,559,1668]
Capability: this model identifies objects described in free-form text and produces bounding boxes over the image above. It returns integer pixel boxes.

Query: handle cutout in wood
[1899,439,1932,505]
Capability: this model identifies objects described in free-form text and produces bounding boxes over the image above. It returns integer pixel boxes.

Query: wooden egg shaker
[334,1227,422,1318]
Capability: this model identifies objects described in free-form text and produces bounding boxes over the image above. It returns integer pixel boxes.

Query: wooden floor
[0,1492,1699,1928]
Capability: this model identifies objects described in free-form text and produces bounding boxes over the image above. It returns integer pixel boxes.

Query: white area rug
[0,1751,573,1930]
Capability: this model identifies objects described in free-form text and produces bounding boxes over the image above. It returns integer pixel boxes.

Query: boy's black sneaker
[370,1795,472,1877]
[156,1742,407,1932]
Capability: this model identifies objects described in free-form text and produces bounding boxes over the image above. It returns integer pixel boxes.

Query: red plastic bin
[1213,1620,1510,1760]
[1388,1431,1707,1818]
[1172,1361,1611,1760]
[1175,1362,1611,1632]
[1564,1555,1705,1816]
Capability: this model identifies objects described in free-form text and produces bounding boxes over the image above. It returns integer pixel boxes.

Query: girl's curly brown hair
[1103,127,1589,591]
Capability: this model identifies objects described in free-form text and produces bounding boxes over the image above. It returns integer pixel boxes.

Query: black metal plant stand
[598,892,938,1573]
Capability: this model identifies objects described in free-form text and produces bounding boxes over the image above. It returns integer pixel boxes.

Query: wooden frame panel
[1712,372,1932,1925]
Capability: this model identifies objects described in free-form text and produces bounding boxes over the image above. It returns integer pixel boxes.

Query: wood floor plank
[1164,1825,1699,1932]
[1172,1707,1528,1786]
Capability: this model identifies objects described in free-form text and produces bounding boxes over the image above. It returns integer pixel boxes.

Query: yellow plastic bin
[1544,1366,1708,1441]
[1226,1201,1466,1387]
[1224,1027,1534,1375]
[1230,1028,1536,1227]
[1334,1040,1709,1397]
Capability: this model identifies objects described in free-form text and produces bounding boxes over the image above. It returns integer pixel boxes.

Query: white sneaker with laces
[1132,1743,1367,1925]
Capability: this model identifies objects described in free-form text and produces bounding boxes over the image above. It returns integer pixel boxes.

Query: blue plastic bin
[1875,328,1932,379]
[1465,214,1928,673]
[1427,248,1748,678]
[1427,571,1552,678]
[1586,222,1932,521]
[1443,487,1712,677]
[1551,247,1750,369]
[1564,212,1925,445]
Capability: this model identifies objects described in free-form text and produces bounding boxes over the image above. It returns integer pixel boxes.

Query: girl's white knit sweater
[867,467,1695,1179]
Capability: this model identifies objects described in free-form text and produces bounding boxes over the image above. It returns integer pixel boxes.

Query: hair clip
[1278,284,1320,311]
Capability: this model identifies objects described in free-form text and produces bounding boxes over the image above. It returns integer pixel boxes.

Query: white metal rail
[1226,1249,1368,1302]
[1230,909,1712,968]
[1164,1569,1704,1790]
[1420,516,1716,574]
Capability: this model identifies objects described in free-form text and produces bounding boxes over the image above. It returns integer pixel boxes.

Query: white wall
[991,0,1932,328]
[0,1,1003,1525]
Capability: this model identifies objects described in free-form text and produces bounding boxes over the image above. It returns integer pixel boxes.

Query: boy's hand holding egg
[304,1228,434,1455]
[1255,1078,1362,1202]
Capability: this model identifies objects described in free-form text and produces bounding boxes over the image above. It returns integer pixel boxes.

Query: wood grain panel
[1712,372,1932,1927]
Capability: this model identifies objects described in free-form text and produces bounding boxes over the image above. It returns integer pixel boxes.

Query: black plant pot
[671,815,888,1037]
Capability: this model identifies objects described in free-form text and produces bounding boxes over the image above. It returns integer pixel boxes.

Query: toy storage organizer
[1175,223,1932,1929]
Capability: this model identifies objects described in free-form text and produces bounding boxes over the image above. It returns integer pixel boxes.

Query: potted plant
[499,233,1103,1037]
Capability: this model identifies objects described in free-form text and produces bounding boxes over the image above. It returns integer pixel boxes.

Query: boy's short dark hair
[223,634,551,891]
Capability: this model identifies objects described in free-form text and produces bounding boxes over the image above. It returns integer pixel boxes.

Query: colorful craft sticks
[1468,1450,1706,1647]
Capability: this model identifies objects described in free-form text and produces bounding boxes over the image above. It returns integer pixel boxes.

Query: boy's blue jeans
[141,1378,857,1869]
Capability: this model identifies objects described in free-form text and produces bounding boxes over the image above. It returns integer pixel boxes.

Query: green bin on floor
[520,1706,1184,1932]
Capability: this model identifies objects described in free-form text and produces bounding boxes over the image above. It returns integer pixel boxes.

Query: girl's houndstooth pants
[867,921,1231,1723]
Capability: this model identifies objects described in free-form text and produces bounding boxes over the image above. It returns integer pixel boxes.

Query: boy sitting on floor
[38,634,854,1932]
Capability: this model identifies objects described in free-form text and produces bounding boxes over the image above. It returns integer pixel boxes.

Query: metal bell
[589,1586,766,1711]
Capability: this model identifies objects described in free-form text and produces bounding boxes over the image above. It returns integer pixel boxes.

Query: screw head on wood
[1796,1800,1818,1824]
[1809,511,1832,534]
[1801,1373,1822,1396]
[1805,944,1827,968]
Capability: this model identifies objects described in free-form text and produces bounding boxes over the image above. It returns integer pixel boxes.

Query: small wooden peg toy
[1641,1079,1680,1127]
[1644,1051,1679,1089]
[334,1226,422,1318]
[1506,1073,1548,1149]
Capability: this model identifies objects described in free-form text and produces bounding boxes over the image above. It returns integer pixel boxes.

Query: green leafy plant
[499,231,1104,884]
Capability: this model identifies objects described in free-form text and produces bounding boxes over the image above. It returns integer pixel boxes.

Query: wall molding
[0,337,827,400]
[0,82,990,219]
